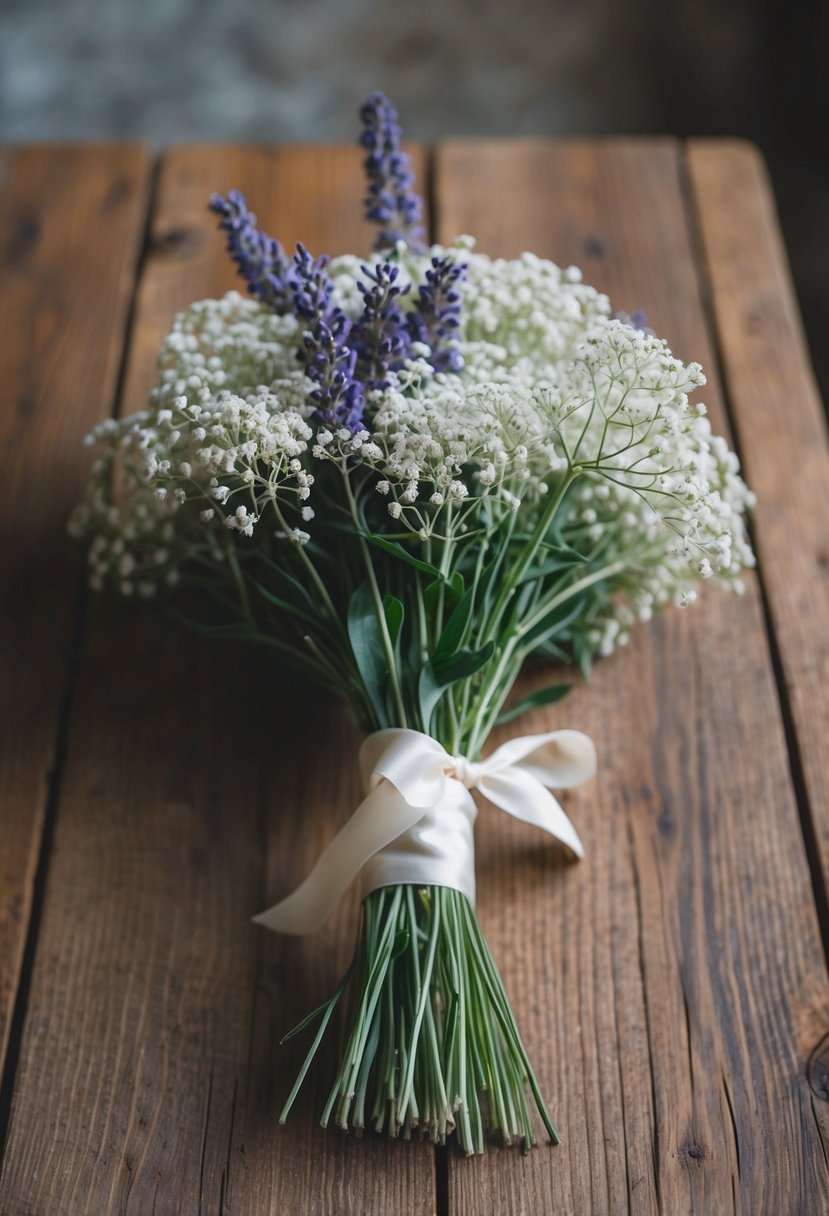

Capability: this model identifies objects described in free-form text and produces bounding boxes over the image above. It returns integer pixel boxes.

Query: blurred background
[1,0,826,395]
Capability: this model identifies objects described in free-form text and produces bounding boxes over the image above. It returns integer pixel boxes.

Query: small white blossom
[71,248,753,639]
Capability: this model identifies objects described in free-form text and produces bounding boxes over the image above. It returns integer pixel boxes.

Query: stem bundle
[281,884,558,1154]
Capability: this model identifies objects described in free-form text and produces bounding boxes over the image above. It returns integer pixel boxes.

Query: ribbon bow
[254,727,596,935]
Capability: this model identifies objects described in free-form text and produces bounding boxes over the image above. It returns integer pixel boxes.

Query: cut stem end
[280,884,558,1155]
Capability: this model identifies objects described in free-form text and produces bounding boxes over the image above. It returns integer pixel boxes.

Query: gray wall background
[1,0,825,393]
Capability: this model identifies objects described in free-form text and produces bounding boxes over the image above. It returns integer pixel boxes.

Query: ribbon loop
[450,755,482,789]
[255,726,596,936]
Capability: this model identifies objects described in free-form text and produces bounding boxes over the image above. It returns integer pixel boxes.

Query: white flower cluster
[72,244,754,656]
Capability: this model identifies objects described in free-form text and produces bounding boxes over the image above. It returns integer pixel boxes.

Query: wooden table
[1,139,828,1214]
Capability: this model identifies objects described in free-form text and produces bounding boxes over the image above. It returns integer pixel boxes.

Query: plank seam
[113,150,163,423]
[0,587,88,1159]
[0,148,161,1163]
[628,816,662,1211]
[677,140,829,965]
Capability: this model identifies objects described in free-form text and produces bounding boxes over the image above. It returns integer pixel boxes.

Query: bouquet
[71,93,755,1154]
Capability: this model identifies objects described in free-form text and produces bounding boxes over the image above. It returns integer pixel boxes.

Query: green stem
[514,557,628,641]
[481,469,579,647]
[280,885,559,1154]
[224,538,253,618]
[341,469,409,727]
[269,495,345,639]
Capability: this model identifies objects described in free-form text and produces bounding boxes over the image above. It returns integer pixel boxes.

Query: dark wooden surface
[0,139,827,1215]
[0,144,152,1079]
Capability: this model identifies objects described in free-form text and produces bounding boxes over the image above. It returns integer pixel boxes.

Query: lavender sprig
[359,92,425,253]
[302,319,365,433]
[291,243,364,431]
[408,254,467,373]
[350,262,412,390]
[208,190,296,312]
[290,242,335,323]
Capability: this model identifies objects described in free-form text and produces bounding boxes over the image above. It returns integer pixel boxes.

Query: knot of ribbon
[254,727,596,936]
[449,754,482,788]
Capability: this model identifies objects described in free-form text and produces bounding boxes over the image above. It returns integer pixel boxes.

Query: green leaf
[383,594,404,649]
[445,570,465,603]
[423,569,466,615]
[431,639,495,687]
[433,585,475,662]
[255,556,321,621]
[522,592,591,651]
[364,534,442,577]
[573,635,594,681]
[423,578,443,612]
[540,540,589,562]
[418,664,443,734]
[518,547,588,585]
[255,582,318,626]
[347,581,389,726]
[535,638,570,662]
[496,682,573,725]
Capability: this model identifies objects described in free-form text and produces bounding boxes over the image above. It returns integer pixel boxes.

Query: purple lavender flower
[350,262,412,389]
[302,319,365,433]
[208,190,296,312]
[408,254,467,373]
[291,242,363,431]
[359,92,425,253]
[290,242,335,323]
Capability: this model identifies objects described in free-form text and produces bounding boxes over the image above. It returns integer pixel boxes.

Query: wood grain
[2,138,827,1215]
[687,139,829,916]
[435,139,829,1214]
[0,145,151,1081]
[0,146,435,1214]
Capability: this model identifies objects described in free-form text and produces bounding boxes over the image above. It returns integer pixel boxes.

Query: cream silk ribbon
[253,727,596,935]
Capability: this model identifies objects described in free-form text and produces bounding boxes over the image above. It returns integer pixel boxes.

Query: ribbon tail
[253,782,424,935]
[479,768,586,860]
[484,729,597,788]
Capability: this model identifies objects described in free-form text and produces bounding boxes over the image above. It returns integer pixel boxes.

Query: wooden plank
[687,139,829,911]
[0,145,151,1082]
[0,146,435,1214]
[435,139,829,1213]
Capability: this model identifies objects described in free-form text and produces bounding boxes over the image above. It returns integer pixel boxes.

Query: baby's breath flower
[71,241,752,660]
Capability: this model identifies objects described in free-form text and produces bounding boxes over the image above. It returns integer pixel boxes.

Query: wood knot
[657,809,675,838]
[807,1031,829,1101]
[683,1140,708,1163]
[100,174,133,214]
[583,235,605,260]
[151,226,202,258]
[5,210,41,266]
[743,308,765,335]
[17,391,36,418]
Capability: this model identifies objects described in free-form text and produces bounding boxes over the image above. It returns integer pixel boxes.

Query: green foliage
[254,560,321,625]
[382,594,404,649]
[431,640,495,688]
[365,533,442,577]
[347,581,392,727]
[172,461,621,751]
[495,682,573,725]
